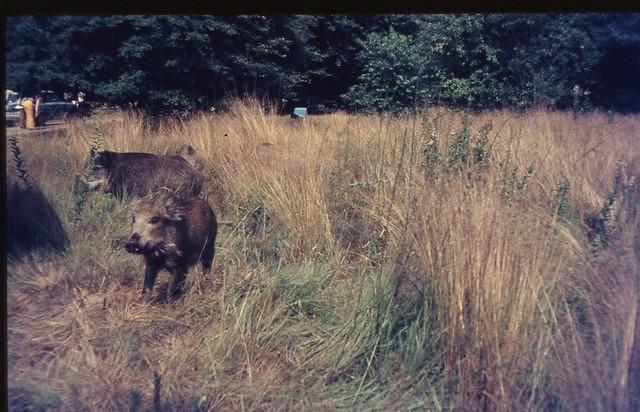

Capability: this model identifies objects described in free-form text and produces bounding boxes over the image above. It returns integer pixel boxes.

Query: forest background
[6,14,640,115]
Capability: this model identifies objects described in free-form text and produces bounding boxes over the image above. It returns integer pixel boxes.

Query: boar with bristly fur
[78,150,204,198]
[125,194,217,301]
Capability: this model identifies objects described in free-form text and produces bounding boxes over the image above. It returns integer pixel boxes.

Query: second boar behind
[80,150,204,198]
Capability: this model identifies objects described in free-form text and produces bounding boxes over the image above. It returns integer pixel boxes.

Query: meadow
[6,100,640,411]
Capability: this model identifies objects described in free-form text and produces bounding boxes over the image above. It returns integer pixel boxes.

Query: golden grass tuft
[7,100,640,411]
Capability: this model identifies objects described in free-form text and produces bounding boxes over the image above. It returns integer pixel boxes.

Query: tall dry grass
[7,99,640,411]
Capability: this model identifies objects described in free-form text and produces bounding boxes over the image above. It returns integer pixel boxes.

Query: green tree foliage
[486,14,608,109]
[344,14,640,112]
[7,15,366,114]
[6,16,77,96]
[417,14,505,109]
[292,16,367,110]
[342,27,429,113]
[590,13,640,111]
[6,14,640,114]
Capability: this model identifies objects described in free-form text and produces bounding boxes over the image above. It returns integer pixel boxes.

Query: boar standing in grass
[78,150,204,199]
[125,194,217,302]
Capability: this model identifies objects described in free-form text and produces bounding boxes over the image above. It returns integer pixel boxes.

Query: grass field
[6,100,640,411]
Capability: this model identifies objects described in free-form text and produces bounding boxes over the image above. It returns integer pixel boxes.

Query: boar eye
[149,216,161,224]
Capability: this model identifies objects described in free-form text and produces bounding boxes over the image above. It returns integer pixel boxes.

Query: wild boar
[124,194,217,301]
[78,150,204,198]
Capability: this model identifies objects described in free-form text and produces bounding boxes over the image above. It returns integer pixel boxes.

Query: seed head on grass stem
[73,123,106,223]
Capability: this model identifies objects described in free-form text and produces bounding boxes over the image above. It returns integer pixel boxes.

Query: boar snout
[125,233,143,254]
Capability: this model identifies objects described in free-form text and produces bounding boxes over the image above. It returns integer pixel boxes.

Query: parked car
[5,91,22,127]
[36,90,79,126]
[291,107,308,119]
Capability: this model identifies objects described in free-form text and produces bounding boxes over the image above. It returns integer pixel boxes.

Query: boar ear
[165,197,186,222]
[166,207,185,222]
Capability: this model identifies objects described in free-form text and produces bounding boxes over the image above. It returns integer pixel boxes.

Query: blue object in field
[292,107,308,118]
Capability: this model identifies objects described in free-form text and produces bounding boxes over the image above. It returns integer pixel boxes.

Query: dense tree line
[6,14,640,114]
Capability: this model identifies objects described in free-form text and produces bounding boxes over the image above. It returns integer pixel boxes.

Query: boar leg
[142,258,160,301]
[201,241,215,273]
[168,266,187,298]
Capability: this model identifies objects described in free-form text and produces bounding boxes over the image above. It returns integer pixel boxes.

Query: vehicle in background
[291,107,308,119]
[36,90,79,126]
[5,90,22,127]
